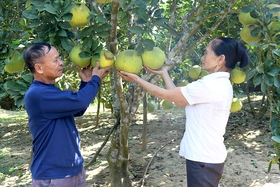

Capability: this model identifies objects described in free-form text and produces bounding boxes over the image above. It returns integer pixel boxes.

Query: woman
[118,37,249,187]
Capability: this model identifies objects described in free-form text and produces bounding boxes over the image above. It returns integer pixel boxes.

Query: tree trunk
[106,116,132,187]
[142,93,147,151]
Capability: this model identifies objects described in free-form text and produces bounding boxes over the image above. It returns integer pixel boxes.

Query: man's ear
[34,63,43,74]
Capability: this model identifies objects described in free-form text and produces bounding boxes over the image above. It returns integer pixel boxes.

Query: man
[23,42,111,187]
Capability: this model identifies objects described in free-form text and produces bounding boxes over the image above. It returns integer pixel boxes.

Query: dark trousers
[186,159,224,187]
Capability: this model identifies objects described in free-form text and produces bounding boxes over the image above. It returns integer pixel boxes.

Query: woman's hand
[144,66,168,77]
[118,71,140,82]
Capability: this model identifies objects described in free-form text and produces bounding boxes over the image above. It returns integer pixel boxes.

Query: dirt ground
[1,100,280,187]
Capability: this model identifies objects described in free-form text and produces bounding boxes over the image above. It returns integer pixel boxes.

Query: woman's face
[201,41,221,73]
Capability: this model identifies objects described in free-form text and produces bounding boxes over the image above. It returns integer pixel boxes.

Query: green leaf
[96,16,107,23]
[269,7,280,15]
[22,74,33,84]
[241,5,256,13]
[6,89,20,98]
[264,75,274,86]
[59,22,72,29]
[0,89,7,98]
[274,77,280,88]
[272,49,280,57]
[142,39,155,50]
[271,118,280,136]
[4,80,21,91]
[151,0,159,7]
[154,18,168,25]
[79,51,92,59]
[261,81,267,93]
[268,160,272,173]
[96,31,109,37]
[267,66,280,76]
[272,136,280,143]
[61,38,72,51]
[253,73,262,86]
[22,10,38,19]
[58,30,68,37]
[62,13,73,22]
[153,9,164,17]
[137,18,147,24]
[62,4,75,16]
[44,4,57,15]
[128,26,145,34]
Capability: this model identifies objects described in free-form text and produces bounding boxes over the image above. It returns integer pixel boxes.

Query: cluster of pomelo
[238,4,280,44]
[69,46,166,74]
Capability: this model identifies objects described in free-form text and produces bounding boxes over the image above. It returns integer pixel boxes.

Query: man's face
[38,46,64,80]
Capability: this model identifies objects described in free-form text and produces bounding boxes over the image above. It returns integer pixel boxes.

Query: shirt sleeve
[180,79,214,105]
[40,75,101,119]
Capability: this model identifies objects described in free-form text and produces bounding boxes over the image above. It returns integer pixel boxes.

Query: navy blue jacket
[24,75,100,179]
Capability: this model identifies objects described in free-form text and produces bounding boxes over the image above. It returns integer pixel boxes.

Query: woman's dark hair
[211,37,249,70]
[23,42,51,73]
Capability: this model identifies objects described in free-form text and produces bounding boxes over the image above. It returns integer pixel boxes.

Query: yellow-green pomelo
[141,47,166,70]
[68,3,90,28]
[115,50,143,74]
[188,65,202,80]
[230,98,242,112]
[147,102,155,113]
[69,45,91,68]
[199,69,209,78]
[230,68,246,84]
[4,51,25,73]
[177,80,189,86]
[95,0,111,4]
[91,50,115,68]
[240,24,261,44]
[162,100,173,109]
[238,11,258,25]
[268,22,280,35]
[267,4,280,17]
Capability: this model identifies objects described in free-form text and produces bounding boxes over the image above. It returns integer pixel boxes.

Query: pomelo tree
[236,1,280,171]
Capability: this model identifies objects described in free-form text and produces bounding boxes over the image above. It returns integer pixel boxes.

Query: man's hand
[92,62,112,80]
[77,65,94,82]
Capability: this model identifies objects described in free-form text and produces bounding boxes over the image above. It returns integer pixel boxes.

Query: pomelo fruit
[188,65,201,80]
[68,3,90,28]
[141,47,166,70]
[69,45,91,68]
[147,102,155,113]
[266,4,280,17]
[91,49,115,68]
[230,98,242,112]
[95,0,111,4]
[4,51,25,73]
[115,50,143,74]
[238,11,258,25]
[177,80,189,86]
[199,69,209,78]
[162,100,173,109]
[230,68,246,84]
[240,24,261,44]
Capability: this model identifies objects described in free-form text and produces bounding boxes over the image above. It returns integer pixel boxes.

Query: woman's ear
[218,54,226,66]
